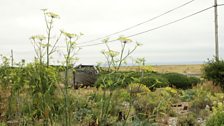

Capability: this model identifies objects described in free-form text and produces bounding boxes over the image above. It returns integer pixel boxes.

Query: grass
[119,64,202,74]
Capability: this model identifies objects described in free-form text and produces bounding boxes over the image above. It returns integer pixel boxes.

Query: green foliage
[178,113,197,126]
[132,88,173,121]
[0,123,6,126]
[0,56,12,87]
[139,74,169,89]
[101,37,141,72]
[163,73,200,89]
[206,112,224,126]
[95,71,141,89]
[128,83,150,95]
[96,72,200,90]
[203,59,224,89]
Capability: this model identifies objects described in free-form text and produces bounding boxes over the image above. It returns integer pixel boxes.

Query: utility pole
[214,0,219,61]
[11,49,14,67]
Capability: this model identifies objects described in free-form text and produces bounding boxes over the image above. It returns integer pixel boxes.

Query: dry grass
[119,64,203,75]
[193,81,223,93]
[152,64,203,74]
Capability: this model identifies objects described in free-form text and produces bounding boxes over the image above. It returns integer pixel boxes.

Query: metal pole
[214,0,219,61]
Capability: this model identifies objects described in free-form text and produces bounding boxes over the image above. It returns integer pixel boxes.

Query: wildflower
[105,50,119,57]
[46,12,60,19]
[30,36,36,40]
[30,35,46,41]
[165,87,177,94]
[117,36,132,44]
[36,35,46,41]
[63,32,76,39]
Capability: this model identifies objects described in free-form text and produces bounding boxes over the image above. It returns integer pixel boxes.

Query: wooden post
[11,49,14,67]
[214,0,219,61]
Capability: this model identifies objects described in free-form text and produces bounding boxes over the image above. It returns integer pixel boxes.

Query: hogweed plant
[101,37,141,72]
[30,35,47,64]
[31,9,61,66]
[42,9,61,66]
[61,30,82,126]
[98,37,141,125]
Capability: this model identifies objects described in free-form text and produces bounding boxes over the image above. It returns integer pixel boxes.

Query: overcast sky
[0,0,224,65]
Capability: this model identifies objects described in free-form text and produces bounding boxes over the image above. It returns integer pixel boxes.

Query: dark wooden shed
[73,64,99,89]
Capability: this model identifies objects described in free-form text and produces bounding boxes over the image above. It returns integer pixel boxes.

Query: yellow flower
[140,66,153,72]
[62,31,76,39]
[36,35,46,41]
[105,50,119,57]
[46,12,60,19]
[117,36,132,44]
[30,35,46,41]
[164,87,177,94]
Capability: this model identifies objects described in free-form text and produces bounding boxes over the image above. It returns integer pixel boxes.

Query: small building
[73,64,99,89]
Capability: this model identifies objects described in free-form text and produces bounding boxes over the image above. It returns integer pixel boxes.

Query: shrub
[203,59,224,89]
[95,71,142,88]
[178,113,197,126]
[139,74,169,89]
[188,76,201,85]
[163,73,200,89]
[206,112,224,126]
[128,83,150,95]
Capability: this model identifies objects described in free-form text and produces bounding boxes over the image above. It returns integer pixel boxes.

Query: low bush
[163,73,200,89]
[139,74,169,89]
[95,72,134,88]
[206,112,224,126]
[95,71,200,90]
[203,59,224,89]
[178,113,197,126]
[128,83,150,95]
[95,71,148,88]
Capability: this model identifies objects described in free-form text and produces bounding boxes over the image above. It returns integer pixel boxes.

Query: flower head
[30,35,46,41]
[105,50,119,57]
[46,12,60,19]
[117,36,132,44]
[62,31,76,39]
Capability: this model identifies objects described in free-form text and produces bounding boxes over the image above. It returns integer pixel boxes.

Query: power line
[218,3,224,6]
[78,0,196,45]
[78,5,214,48]
[127,6,214,38]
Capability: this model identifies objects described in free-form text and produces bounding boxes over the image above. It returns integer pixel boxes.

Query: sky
[0,0,224,65]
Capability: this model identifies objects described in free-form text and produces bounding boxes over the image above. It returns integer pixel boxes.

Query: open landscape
[120,64,202,74]
[1,60,224,126]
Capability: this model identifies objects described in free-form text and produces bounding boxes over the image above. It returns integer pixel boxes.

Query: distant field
[119,64,203,75]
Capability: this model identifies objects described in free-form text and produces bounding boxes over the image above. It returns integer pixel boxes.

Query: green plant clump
[206,112,224,126]
[203,59,224,89]
[139,74,169,89]
[95,71,142,88]
[163,73,200,89]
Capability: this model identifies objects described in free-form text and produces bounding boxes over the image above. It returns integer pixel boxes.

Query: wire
[218,3,224,6]
[78,0,196,45]
[77,5,214,48]
[127,6,213,38]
